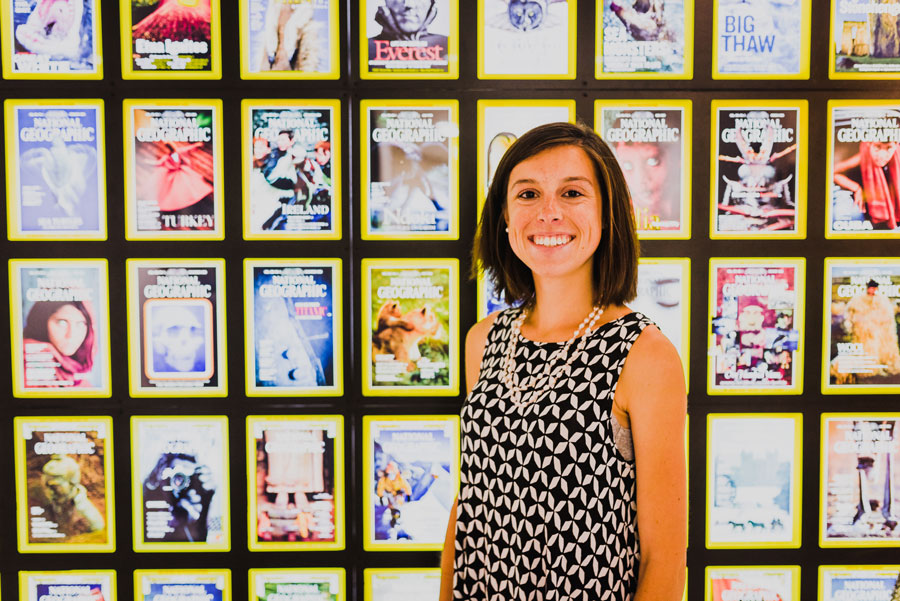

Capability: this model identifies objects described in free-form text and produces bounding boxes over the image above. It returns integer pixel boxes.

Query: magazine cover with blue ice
[598,0,688,75]
[8,103,103,238]
[715,0,806,76]
[480,0,572,76]
[365,417,458,549]
[245,0,333,75]
[3,0,101,76]
[820,566,900,601]
[707,415,800,547]
[247,106,335,236]
[831,0,900,77]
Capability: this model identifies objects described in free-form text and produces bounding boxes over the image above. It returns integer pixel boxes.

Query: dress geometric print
[454,309,653,601]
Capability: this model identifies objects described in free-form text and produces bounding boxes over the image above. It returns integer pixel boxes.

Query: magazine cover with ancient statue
[824,258,900,394]
[821,414,900,546]
[819,565,900,600]
[120,0,222,78]
[595,0,693,78]
[1,0,103,78]
[710,100,807,239]
[240,0,339,79]
[134,570,230,601]
[250,569,345,601]
[830,0,900,78]
[362,258,459,396]
[14,416,115,553]
[247,415,345,551]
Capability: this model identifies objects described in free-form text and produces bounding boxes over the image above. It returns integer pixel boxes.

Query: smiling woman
[440,122,687,601]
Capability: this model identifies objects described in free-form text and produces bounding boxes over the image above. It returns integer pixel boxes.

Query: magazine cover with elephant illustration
[250,569,345,601]
[4,99,107,240]
[242,100,341,239]
[130,415,230,552]
[240,0,339,79]
[1,0,103,78]
[120,0,222,78]
[710,100,807,239]
[9,259,111,398]
[247,415,345,551]
[361,100,459,240]
[362,258,459,396]
[14,416,115,553]
[134,570,230,601]
[244,259,342,396]
[362,416,459,551]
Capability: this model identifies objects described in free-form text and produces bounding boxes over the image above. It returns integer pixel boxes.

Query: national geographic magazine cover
[705,566,800,601]
[20,571,116,601]
[134,571,230,601]
[819,565,900,601]
[364,569,440,601]
[830,0,900,79]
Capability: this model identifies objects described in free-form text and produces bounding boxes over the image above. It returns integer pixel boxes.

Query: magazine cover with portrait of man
[819,565,900,601]
[706,566,799,601]
[830,0,900,78]
[127,259,227,397]
[20,571,117,601]
[9,259,111,397]
[361,0,457,77]
[711,101,806,238]
[250,569,345,601]
[134,570,230,601]
[243,101,340,239]
[5,99,106,240]
[247,416,344,551]
[363,416,459,551]
[131,416,230,552]
[121,0,221,77]
[14,416,115,553]
[0,0,103,77]
[708,259,805,394]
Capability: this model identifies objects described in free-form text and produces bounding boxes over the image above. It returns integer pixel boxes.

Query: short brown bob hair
[473,121,639,309]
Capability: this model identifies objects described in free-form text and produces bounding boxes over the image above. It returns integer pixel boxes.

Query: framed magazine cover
[595,99,692,239]
[705,566,800,601]
[830,0,900,79]
[822,258,900,395]
[130,415,231,552]
[4,99,107,241]
[119,0,222,79]
[361,258,460,396]
[20,571,117,601]
[818,565,900,600]
[707,257,805,395]
[123,99,225,241]
[711,0,811,79]
[363,568,441,601]
[240,0,340,79]
[246,415,345,551]
[709,100,808,240]
[361,99,459,240]
[243,259,343,397]
[826,100,900,239]
[478,0,577,79]
[241,99,342,240]
[249,569,346,601]
[14,416,115,553]
[362,415,460,551]
[0,0,103,79]
[594,0,694,79]
[360,0,459,79]
[126,258,228,397]
[134,570,231,601]
[821,413,900,547]
[705,413,803,549]
[9,258,112,398]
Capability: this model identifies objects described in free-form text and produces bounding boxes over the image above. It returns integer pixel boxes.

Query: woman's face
[868,141,898,168]
[46,304,88,357]
[504,145,603,285]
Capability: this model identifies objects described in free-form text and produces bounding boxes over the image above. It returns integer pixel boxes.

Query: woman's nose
[537,195,563,221]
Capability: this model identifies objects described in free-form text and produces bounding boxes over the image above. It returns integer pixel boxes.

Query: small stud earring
[505,226,509,232]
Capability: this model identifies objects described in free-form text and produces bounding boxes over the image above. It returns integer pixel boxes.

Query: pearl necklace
[500,304,605,407]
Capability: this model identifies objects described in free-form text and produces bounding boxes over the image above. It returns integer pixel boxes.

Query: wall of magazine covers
[3,0,900,600]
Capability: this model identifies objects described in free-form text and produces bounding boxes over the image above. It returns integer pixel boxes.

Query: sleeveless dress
[453,309,654,601]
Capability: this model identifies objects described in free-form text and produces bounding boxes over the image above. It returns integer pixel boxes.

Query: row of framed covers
[8,256,900,398]
[3,0,899,81]
[10,413,900,554]
[5,97,900,242]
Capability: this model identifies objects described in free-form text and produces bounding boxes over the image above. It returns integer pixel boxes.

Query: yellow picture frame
[249,569,346,601]
[635,257,691,390]
[829,0,900,80]
[20,571,117,601]
[704,566,800,601]
[363,568,441,600]
[818,565,900,599]
[134,570,231,601]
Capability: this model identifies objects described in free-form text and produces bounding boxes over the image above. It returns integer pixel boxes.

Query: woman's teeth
[532,235,572,247]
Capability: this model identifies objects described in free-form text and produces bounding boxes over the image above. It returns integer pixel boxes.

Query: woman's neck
[522,274,597,342]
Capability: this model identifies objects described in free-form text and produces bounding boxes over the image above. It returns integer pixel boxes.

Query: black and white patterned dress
[453,308,653,601]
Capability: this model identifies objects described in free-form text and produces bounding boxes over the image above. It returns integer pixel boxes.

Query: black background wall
[1,0,899,599]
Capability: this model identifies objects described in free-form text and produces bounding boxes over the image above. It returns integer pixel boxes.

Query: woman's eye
[562,189,584,198]
[516,190,537,199]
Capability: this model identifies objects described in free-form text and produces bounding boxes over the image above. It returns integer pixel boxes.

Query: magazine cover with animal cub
[711,101,806,239]
[821,414,900,546]
[134,570,230,601]
[5,100,106,240]
[247,416,344,551]
[121,0,222,77]
[241,0,339,79]
[362,258,459,396]
[20,571,117,601]
[1,0,103,78]
[824,259,900,394]
[363,416,459,550]
[819,565,900,601]
[14,416,115,553]
[127,259,227,397]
